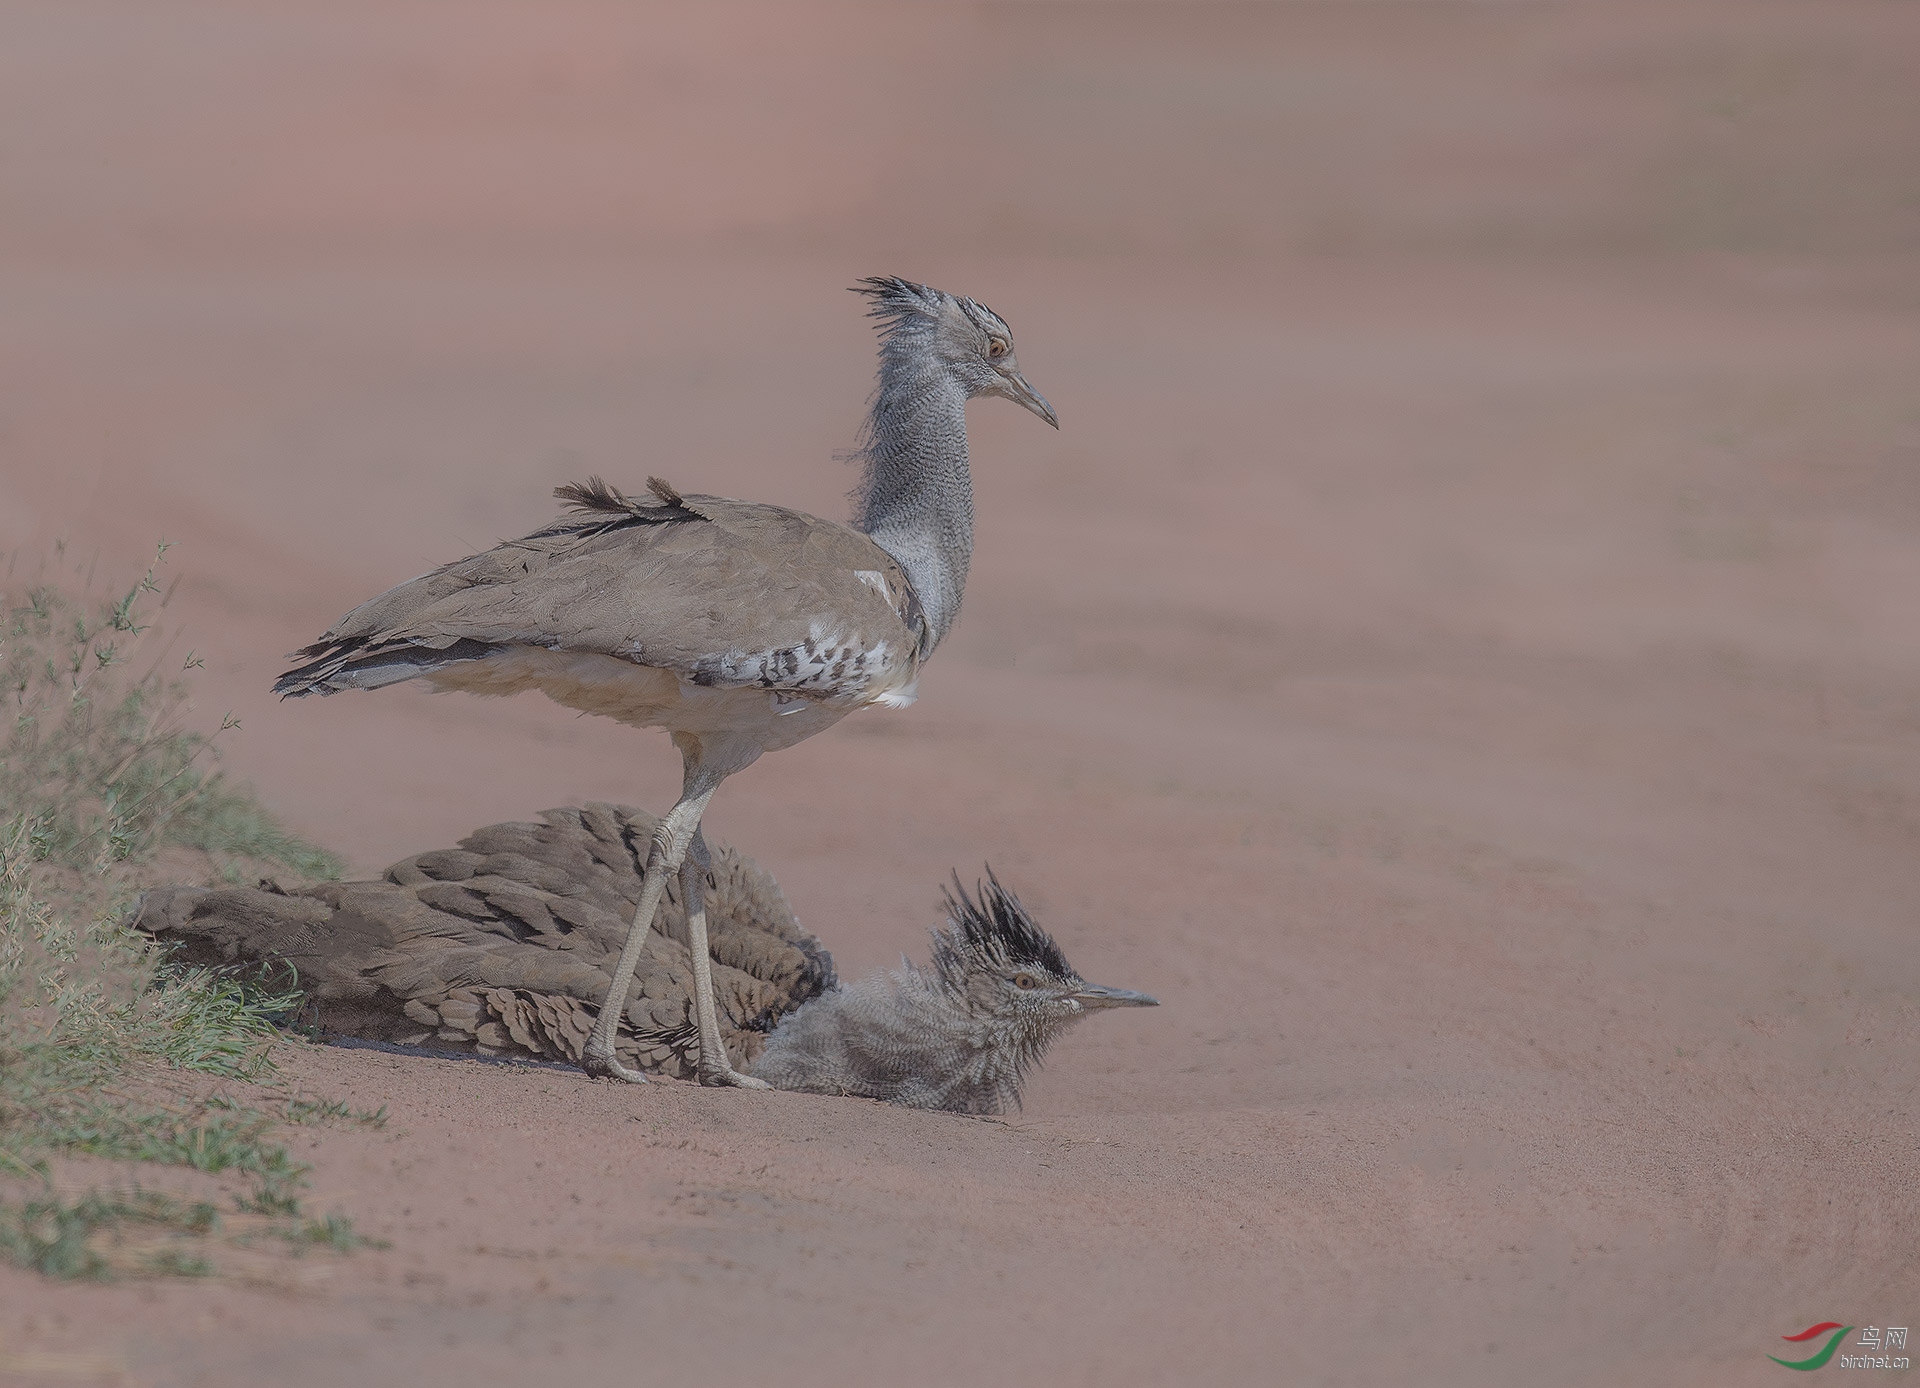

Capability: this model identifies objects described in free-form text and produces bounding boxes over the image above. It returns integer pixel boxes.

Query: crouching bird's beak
[1072,982,1159,1009]
[1004,371,1059,430]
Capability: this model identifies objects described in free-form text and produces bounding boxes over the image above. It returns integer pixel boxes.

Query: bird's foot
[699,1066,772,1090]
[581,1038,650,1084]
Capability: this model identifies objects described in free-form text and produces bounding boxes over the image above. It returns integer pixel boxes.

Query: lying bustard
[136,804,1155,1113]
[274,279,1056,1088]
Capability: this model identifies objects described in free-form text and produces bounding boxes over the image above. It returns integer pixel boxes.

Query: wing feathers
[276,487,926,700]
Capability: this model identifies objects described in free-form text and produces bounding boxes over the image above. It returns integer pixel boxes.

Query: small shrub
[0,542,340,876]
[0,545,363,1279]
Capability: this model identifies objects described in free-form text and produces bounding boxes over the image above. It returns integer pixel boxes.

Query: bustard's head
[930,871,1155,1035]
[854,276,1058,429]
[748,869,1156,1113]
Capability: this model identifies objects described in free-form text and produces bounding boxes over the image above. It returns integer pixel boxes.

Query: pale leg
[581,772,720,1083]
[681,830,771,1089]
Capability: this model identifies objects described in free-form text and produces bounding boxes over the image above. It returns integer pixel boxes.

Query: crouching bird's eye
[1012,973,1037,990]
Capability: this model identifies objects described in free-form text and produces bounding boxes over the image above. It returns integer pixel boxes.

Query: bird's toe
[702,1068,773,1090]
[581,1044,651,1084]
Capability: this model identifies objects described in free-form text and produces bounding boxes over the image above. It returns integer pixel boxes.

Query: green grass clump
[2,546,331,873]
[285,1095,388,1129]
[150,961,306,1076]
[290,1211,374,1254]
[0,1189,220,1280]
[165,788,343,882]
[0,545,364,1279]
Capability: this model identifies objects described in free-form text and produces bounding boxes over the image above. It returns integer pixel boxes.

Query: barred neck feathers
[850,283,990,653]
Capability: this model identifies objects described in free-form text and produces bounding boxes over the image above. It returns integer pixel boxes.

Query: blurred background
[3,1,1915,870]
[2,2,1917,1382]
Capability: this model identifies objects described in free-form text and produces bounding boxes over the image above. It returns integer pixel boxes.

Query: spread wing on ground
[135,804,838,1078]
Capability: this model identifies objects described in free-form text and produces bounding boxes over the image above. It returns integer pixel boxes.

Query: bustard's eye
[987,338,1009,359]
[1012,972,1037,990]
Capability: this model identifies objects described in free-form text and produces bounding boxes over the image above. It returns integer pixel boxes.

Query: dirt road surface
[2,3,1916,1384]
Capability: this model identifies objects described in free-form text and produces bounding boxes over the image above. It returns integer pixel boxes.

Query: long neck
[851,347,973,651]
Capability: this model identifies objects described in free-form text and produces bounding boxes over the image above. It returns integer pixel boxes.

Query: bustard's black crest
[852,275,944,333]
[932,870,1074,992]
[852,276,1013,344]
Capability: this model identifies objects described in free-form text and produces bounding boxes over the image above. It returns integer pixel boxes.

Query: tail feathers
[274,637,498,698]
[277,475,704,700]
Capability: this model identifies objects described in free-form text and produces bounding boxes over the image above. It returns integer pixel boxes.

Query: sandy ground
[2,2,1918,1384]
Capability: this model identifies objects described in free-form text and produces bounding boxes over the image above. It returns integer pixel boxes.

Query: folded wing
[276,479,927,701]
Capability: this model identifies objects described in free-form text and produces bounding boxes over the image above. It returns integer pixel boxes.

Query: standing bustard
[274,278,1056,1088]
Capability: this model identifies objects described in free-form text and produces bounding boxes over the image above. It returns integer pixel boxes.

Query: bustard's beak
[1071,982,1158,1009]
[1003,371,1059,430]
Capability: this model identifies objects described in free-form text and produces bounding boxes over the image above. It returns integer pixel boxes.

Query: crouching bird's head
[933,871,1157,1036]
[749,870,1156,1114]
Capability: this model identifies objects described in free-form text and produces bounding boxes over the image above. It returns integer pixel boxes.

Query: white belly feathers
[425,641,908,754]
